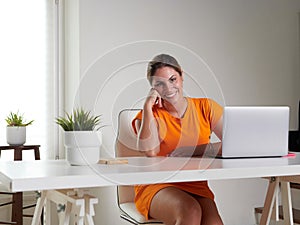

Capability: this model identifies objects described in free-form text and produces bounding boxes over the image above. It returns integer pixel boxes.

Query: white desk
[0,155,300,224]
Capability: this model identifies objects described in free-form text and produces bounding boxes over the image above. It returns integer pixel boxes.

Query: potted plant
[56,108,103,166]
[5,111,34,146]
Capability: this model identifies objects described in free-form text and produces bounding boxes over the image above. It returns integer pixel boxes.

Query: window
[0,0,60,160]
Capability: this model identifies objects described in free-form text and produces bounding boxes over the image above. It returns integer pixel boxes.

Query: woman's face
[151,66,183,105]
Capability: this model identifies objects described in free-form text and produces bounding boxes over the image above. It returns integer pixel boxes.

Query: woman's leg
[195,197,223,225]
[149,187,202,225]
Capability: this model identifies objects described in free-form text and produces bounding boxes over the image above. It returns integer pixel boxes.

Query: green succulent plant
[5,111,34,126]
[55,108,102,131]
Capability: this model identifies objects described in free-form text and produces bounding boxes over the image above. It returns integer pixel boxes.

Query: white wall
[64,0,300,224]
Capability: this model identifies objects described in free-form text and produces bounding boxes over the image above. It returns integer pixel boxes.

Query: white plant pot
[6,126,26,146]
[64,131,102,166]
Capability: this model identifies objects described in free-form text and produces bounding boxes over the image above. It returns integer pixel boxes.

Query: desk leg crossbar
[31,189,98,225]
[260,176,300,225]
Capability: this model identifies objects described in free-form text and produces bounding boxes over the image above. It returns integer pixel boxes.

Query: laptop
[218,106,289,158]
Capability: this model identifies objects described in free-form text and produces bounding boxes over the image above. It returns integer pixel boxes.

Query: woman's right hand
[144,88,162,109]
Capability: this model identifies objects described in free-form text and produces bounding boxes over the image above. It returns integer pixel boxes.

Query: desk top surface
[0,155,300,192]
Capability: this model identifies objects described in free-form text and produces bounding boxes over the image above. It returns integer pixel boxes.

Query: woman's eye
[154,83,163,87]
[170,77,176,83]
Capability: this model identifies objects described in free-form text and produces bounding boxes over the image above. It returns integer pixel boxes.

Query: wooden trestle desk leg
[31,190,98,225]
[31,191,47,225]
[260,177,294,225]
[280,175,300,225]
[260,177,280,225]
[281,181,293,225]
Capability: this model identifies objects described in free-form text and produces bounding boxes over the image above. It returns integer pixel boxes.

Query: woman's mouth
[164,92,176,98]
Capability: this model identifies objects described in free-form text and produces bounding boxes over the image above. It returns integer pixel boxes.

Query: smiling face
[151,66,184,105]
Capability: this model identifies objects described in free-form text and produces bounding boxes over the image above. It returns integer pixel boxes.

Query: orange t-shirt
[132,98,223,219]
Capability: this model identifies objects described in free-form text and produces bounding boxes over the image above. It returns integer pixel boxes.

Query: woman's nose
[164,81,173,91]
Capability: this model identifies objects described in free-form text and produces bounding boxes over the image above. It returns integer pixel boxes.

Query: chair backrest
[116,109,145,205]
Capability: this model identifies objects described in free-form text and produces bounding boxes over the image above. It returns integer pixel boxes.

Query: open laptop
[218,106,289,158]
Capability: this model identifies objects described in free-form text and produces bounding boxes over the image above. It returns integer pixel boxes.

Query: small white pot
[64,131,102,166]
[6,126,26,146]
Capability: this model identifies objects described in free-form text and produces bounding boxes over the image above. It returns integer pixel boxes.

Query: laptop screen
[221,106,289,158]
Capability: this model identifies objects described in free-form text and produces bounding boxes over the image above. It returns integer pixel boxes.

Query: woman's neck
[163,97,188,118]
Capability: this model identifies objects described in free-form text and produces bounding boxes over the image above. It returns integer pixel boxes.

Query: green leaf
[5,111,34,126]
[55,107,103,131]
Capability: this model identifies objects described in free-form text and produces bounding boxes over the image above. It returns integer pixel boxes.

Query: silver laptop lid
[222,106,289,158]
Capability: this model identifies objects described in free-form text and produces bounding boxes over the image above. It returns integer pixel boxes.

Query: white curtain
[0,0,61,160]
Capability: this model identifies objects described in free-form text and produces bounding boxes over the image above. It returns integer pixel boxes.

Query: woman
[132,54,224,225]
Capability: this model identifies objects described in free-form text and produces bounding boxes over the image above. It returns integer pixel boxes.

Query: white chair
[115,109,164,225]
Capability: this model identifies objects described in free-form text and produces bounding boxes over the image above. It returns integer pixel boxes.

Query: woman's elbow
[137,142,159,157]
[145,149,159,157]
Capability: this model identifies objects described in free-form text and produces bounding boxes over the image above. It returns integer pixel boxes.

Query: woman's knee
[149,188,203,225]
[173,197,202,225]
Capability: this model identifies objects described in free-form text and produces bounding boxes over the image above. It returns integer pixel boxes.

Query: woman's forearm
[168,142,222,157]
[136,106,160,156]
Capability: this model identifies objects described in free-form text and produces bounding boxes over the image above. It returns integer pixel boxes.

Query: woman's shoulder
[188,97,222,112]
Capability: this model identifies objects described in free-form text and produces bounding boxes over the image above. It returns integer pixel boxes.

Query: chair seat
[119,202,163,224]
